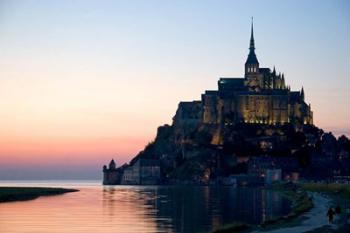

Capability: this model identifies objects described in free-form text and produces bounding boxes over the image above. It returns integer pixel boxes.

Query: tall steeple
[249,17,255,51]
[245,17,259,75]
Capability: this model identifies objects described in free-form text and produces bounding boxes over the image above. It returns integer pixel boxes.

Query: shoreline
[212,182,350,233]
[211,183,312,233]
[0,187,79,203]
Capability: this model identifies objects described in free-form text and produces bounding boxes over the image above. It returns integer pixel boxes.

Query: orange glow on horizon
[0,135,153,166]
[0,1,349,177]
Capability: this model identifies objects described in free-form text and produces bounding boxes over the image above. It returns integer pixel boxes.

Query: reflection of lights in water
[0,183,291,233]
[261,189,266,222]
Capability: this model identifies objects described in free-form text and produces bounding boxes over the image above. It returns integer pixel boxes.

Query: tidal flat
[0,187,79,203]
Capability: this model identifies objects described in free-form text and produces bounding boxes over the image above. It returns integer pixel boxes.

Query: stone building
[103,158,160,185]
[173,22,313,138]
[248,156,300,181]
[103,159,123,185]
[121,159,161,185]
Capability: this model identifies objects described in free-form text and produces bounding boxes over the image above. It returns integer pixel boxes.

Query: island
[103,21,350,186]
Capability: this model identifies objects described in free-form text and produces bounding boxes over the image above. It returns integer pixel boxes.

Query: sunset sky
[0,0,349,179]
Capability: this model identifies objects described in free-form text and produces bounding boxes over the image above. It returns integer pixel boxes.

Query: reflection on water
[0,182,291,233]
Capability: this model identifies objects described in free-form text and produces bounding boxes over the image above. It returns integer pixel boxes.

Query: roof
[218,78,246,95]
[179,101,201,106]
[290,91,301,102]
[219,77,244,82]
[204,90,218,95]
[259,68,271,74]
[218,78,245,87]
[245,50,259,64]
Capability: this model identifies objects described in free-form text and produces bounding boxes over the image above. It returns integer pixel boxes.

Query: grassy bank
[258,183,313,229]
[301,182,350,233]
[301,183,350,199]
[211,183,313,233]
[0,187,79,203]
[211,183,350,233]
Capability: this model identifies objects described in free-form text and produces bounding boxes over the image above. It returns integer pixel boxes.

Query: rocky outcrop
[103,23,348,184]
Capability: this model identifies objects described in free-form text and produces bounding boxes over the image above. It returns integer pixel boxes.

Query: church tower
[245,19,259,75]
[244,19,262,92]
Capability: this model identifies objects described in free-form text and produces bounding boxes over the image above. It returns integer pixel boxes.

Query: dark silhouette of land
[0,187,78,203]
[103,22,350,186]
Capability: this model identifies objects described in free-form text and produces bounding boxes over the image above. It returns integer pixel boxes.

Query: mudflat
[0,187,79,203]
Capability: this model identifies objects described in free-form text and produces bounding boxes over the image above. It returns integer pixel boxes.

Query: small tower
[109,159,116,170]
[245,18,259,75]
[103,159,121,185]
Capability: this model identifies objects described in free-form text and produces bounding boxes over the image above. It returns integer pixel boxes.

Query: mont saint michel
[103,23,348,186]
[1,2,350,233]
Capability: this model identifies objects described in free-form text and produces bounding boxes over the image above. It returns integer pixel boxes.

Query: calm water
[0,181,291,233]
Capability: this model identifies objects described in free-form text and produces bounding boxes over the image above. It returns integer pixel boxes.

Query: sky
[0,0,349,179]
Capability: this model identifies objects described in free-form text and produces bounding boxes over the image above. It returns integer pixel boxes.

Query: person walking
[327,207,335,224]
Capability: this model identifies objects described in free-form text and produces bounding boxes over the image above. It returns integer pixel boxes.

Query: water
[0,181,291,233]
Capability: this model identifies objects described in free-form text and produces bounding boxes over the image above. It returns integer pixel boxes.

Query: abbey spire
[249,18,255,51]
[245,18,259,75]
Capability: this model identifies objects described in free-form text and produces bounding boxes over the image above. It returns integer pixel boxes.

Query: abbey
[103,22,317,185]
[174,22,313,129]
